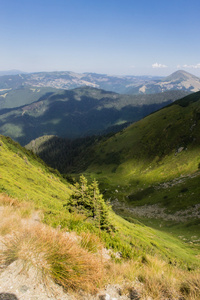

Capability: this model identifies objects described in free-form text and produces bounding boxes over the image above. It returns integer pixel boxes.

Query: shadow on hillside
[0,293,18,299]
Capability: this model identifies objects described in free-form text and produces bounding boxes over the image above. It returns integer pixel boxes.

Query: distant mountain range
[0,71,159,94]
[0,69,199,146]
[0,69,199,94]
[128,70,200,94]
[0,86,188,145]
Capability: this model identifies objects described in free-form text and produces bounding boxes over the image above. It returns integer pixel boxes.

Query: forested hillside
[0,86,188,145]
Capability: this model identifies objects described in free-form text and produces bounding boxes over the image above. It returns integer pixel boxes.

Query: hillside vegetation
[82,92,200,190]
[86,91,200,181]
[26,92,200,251]
[1,134,200,298]
[78,91,200,250]
[28,91,200,184]
[0,86,62,110]
[0,86,188,145]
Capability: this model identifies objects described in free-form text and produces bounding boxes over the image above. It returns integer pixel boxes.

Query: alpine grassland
[76,92,200,262]
[0,134,200,299]
[85,93,200,186]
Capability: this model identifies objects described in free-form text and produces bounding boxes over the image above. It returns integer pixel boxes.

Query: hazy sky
[1,0,200,76]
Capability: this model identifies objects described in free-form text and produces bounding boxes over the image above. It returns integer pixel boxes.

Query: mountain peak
[163,70,199,82]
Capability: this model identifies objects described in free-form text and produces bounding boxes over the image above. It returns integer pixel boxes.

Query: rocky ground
[0,260,141,300]
[120,203,200,222]
[113,172,200,223]
[0,206,142,300]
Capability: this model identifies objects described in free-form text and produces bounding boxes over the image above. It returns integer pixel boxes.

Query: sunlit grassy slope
[81,92,200,207]
[0,134,200,270]
[0,135,72,213]
[24,92,200,250]
[85,92,200,186]
[76,92,200,245]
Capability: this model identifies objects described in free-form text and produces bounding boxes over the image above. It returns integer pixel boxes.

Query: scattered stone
[19,285,29,293]
[177,147,184,153]
[129,287,140,299]
[0,293,18,300]
[99,294,110,300]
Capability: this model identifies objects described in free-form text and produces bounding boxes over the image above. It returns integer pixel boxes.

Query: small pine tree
[89,179,110,230]
[68,175,111,231]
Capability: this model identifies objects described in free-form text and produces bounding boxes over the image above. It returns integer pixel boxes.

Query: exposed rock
[129,287,140,299]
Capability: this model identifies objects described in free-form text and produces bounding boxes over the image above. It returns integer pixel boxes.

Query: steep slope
[26,92,200,244]
[128,70,200,94]
[0,135,72,213]
[1,136,200,298]
[0,86,188,145]
[28,92,200,239]
[83,91,200,183]
[30,91,200,182]
[1,134,200,269]
[75,92,200,240]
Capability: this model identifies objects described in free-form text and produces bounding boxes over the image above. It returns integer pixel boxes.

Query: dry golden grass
[0,201,104,293]
[80,231,102,253]
[0,194,36,237]
[0,193,34,218]
[0,193,20,207]
[0,194,199,299]
[105,255,200,299]
[0,207,22,235]
[1,226,103,292]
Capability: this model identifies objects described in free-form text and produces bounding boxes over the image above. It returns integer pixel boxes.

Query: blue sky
[0,0,200,76]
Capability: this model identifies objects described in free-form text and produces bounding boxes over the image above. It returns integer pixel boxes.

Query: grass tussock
[80,231,102,253]
[105,256,200,300]
[0,208,21,235]
[0,220,104,293]
[0,201,200,299]
[0,193,20,207]
[0,193,34,218]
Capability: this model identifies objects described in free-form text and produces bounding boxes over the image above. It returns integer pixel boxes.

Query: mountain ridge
[0,71,159,94]
[0,86,188,145]
[0,69,199,94]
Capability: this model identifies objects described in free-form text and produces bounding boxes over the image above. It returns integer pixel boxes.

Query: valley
[0,134,200,299]
[2,1,200,298]
[26,91,200,248]
[0,70,200,299]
